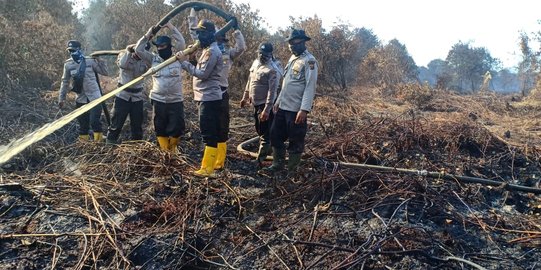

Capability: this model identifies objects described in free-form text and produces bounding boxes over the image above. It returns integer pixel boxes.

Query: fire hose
[0,1,236,165]
[237,136,541,194]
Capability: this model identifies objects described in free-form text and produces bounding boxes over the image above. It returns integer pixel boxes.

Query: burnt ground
[1,86,541,269]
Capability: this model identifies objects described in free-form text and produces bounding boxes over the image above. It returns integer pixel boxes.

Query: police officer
[105,42,150,144]
[134,22,186,153]
[188,9,246,170]
[58,40,109,142]
[240,42,279,168]
[181,19,223,177]
[259,29,318,174]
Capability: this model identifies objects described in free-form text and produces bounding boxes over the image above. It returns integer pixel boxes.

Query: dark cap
[66,40,81,51]
[258,42,273,55]
[286,29,311,42]
[152,36,172,47]
[191,19,216,33]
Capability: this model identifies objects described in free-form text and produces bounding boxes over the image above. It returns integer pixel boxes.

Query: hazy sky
[233,0,540,69]
[72,0,540,69]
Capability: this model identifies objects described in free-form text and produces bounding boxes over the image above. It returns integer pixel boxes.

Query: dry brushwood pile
[1,87,541,269]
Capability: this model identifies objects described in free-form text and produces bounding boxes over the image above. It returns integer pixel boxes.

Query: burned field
[1,88,541,269]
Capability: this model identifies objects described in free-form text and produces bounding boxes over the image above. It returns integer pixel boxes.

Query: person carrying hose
[181,19,224,177]
[134,22,186,153]
[188,8,246,170]
[105,42,150,145]
[240,42,279,169]
[58,40,109,142]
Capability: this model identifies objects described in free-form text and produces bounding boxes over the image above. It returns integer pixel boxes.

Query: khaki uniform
[182,42,223,102]
[134,29,186,103]
[271,50,318,155]
[116,50,148,102]
[218,30,246,88]
[106,49,150,143]
[134,29,187,139]
[58,57,108,104]
[243,59,279,113]
[275,50,318,112]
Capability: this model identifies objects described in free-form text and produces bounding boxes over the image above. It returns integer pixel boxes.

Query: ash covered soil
[1,87,541,269]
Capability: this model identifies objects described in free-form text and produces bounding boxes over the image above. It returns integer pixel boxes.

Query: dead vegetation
[1,86,541,269]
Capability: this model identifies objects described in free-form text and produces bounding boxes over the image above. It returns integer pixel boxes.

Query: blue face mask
[70,49,83,63]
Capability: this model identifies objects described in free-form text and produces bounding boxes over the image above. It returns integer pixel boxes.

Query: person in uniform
[259,29,318,174]
[181,19,223,177]
[240,42,279,168]
[105,42,150,144]
[134,22,186,153]
[188,9,246,170]
[58,40,109,142]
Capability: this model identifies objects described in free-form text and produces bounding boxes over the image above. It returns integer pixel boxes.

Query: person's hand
[273,103,279,114]
[58,101,64,109]
[164,21,174,29]
[295,110,308,124]
[126,44,135,53]
[145,26,157,39]
[175,51,187,61]
[190,8,197,17]
[259,110,269,122]
[240,98,249,108]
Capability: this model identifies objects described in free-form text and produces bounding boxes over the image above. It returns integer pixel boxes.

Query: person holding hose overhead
[135,22,186,153]
[181,19,224,177]
[105,42,150,145]
[188,8,246,170]
[58,40,109,142]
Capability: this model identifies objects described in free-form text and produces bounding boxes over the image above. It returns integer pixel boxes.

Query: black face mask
[258,53,271,64]
[289,42,306,56]
[157,46,172,60]
[197,31,215,48]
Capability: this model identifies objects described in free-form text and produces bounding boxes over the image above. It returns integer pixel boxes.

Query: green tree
[517,32,539,96]
[446,42,498,92]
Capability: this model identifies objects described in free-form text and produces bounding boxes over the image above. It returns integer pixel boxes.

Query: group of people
[58,10,318,177]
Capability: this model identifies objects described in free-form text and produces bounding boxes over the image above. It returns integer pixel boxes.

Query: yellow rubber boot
[194,146,218,178]
[79,134,90,141]
[169,137,180,154]
[157,136,169,151]
[214,142,227,170]
[93,132,103,142]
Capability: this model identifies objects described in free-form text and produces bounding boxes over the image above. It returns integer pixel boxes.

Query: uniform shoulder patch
[308,60,316,70]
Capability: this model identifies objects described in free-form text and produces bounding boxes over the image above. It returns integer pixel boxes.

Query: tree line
[1,0,539,97]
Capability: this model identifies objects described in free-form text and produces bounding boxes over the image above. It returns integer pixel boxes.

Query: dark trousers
[254,104,274,147]
[76,102,102,135]
[107,97,144,141]
[198,100,221,148]
[152,100,185,137]
[217,88,230,142]
[270,109,307,154]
